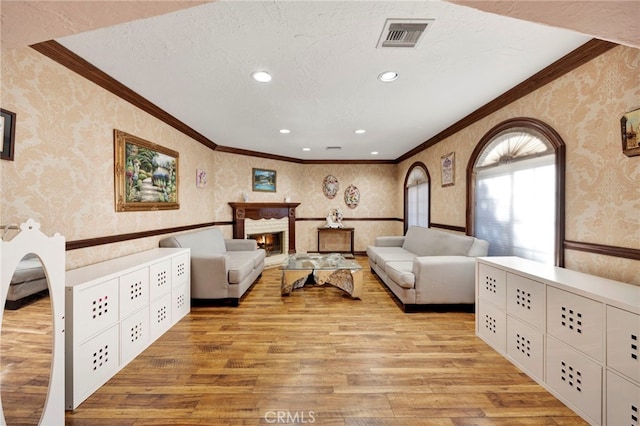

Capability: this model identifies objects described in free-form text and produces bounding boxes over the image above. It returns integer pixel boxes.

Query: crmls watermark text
[264,410,316,423]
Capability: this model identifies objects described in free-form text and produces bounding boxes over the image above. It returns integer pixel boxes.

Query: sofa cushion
[402,226,474,256]
[385,262,415,289]
[366,246,416,266]
[232,250,266,269]
[161,228,227,256]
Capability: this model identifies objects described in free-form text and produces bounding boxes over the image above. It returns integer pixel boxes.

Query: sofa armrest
[190,254,231,299]
[412,256,477,304]
[225,239,258,251]
[375,236,405,247]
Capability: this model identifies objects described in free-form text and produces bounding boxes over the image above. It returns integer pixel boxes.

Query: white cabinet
[476,256,640,426]
[65,248,190,410]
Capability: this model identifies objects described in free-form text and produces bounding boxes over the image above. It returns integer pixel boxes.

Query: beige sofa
[160,228,265,305]
[367,226,489,312]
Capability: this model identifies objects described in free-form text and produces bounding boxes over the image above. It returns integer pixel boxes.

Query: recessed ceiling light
[371,151,379,155]
[378,71,398,82]
[354,129,366,134]
[279,129,290,134]
[251,71,272,82]
[302,148,311,151]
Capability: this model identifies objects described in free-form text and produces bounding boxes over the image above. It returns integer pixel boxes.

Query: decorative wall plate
[344,184,360,209]
[322,175,339,199]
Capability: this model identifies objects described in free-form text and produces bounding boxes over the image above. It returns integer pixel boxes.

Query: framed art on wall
[252,168,276,192]
[441,151,455,187]
[1,108,16,161]
[621,107,640,157]
[114,129,179,211]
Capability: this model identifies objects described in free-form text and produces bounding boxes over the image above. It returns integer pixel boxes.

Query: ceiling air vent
[377,19,433,48]
[326,146,342,150]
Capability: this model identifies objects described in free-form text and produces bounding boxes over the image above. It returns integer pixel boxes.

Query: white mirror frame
[1,219,65,425]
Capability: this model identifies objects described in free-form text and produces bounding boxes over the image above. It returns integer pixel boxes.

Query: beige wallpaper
[399,45,640,285]
[1,45,638,285]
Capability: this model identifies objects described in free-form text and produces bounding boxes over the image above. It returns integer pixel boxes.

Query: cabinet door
[477,263,506,309]
[506,272,545,330]
[172,252,190,288]
[120,307,150,364]
[507,316,544,382]
[149,259,171,301]
[70,278,119,344]
[69,324,120,410]
[546,336,602,425]
[547,287,604,361]
[150,292,172,341]
[120,267,149,318]
[607,306,640,383]
[477,300,507,353]
[607,370,640,426]
[172,282,190,325]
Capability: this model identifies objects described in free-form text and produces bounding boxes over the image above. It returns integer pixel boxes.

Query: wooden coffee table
[280,253,362,299]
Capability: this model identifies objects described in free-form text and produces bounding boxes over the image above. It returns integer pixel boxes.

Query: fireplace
[248,231,283,257]
[229,202,300,267]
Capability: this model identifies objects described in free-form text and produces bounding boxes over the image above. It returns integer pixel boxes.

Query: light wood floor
[2,256,587,425]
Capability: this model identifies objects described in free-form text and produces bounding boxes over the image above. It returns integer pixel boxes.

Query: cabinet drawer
[477,263,506,309]
[546,336,602,425]
[150,292,172,341]
[69,324,120,409]
[149,259,171,300]
[547,287,603,361]
[506,272,545,330]
[69,278,119,344]
[507,316,544,382]
[120,307,150,364]
[607,305,640,383]
[477,301,506,353]
[172,282,190,324]
[607,370,640,426]
[120,267,149,318]
[172,253,190,288]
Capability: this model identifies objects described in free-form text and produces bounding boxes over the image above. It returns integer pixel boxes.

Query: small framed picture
[252,168,276,192]
[1,108,16,161]
[621,107,640,157]
[441,152,455,187]
[196,169,207,188]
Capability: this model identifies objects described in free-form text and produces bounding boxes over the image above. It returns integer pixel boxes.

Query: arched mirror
[0,220,65,425]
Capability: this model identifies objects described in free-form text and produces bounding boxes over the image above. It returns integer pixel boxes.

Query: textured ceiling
[4,1,634,160]
[0,1,211,49]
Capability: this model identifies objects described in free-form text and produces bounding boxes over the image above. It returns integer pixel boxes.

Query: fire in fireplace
[248,232,283,257]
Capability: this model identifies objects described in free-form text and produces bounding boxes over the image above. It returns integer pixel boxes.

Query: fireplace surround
[229,202,300,254]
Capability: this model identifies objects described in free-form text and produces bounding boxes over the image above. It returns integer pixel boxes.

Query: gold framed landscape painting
[114,129,179,212]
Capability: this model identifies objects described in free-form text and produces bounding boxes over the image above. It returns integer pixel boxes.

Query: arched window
[404,162,430,233]
[467,118,565,266]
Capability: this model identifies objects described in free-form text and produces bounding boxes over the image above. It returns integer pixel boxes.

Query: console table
[317,227,354,255]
